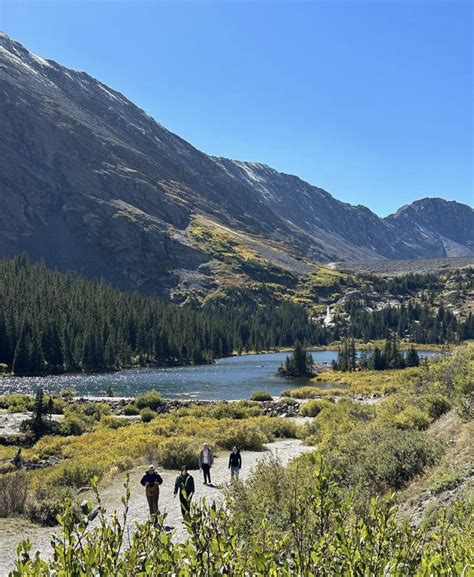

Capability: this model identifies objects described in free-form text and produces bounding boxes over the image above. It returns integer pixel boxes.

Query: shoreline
[0,342,449,379]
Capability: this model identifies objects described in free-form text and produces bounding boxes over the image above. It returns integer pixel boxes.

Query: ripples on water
[0,350,437,401]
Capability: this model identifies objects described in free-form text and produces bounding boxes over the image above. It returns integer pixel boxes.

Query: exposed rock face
[386,198,474,258]
[0,32,472,294]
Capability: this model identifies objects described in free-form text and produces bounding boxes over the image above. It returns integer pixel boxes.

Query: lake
[0,350,437,400]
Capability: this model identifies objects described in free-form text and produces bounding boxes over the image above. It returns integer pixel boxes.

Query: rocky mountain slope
[1,32,472,295]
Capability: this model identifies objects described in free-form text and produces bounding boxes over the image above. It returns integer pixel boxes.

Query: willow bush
[12,464,472,576]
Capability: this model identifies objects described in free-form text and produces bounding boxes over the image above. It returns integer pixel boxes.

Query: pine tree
[406,346,420,367]
[32,388,47,440]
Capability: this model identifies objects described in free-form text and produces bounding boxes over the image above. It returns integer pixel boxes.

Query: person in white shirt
[198,443,214,485]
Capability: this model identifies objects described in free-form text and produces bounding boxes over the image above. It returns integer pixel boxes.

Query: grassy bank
[0,398,297,524]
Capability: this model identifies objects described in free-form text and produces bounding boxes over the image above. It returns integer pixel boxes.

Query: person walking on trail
[174,465,195,518]
[228,446,242,481]
[140,465,163,523]
[199,443,214,485]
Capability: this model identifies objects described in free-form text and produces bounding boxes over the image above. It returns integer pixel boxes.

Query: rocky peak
[0,33,472,295]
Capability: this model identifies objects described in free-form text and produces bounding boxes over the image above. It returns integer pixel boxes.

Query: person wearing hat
[140,465,163,522]
[174,465,195,518]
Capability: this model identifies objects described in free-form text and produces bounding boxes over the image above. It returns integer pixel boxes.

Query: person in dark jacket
[198,443,214,485]
[12,448,23,469]
[140,465,163,522]
[174,465,195,518]
[228,446,242,481]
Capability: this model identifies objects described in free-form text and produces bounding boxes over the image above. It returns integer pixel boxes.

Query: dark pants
[180,494,192,517]
[146,493,159,517]
[202,463,211,484]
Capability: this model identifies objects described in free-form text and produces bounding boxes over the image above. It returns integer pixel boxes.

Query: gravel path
[0,439,311,574]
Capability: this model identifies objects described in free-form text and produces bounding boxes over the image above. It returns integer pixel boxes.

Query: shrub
[283,386,348,399]
[140,408,156,423]
[393,406,431,431]
[0,471,28,517]
[26,487,70,525]
[159,437,200,469]
[100,416,130,429]
[255,417,297,440]
[175,401,261,420]
[425,394,451,420]
[141,441,161,464]
[135,390,164,411]
[300,400,333,417]
[430,469,465,495]
[282,387,322,399]
[47,459,104,489]
[59,388,75,400]
[123,403,140,416]
[328,425,443,495]
[11,471,474,575]
[216,422,267,451]
[0,394,33,413]
[80,402,111,419]
[60,414,87,436]
[250,390,273,402]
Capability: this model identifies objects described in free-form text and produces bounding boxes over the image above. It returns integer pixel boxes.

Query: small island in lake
[278,341,316,378]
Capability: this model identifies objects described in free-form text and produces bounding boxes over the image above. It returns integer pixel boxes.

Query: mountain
[1,32,473,296]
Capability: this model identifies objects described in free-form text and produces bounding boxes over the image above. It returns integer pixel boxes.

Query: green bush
[0,471,28,517]
[100,415,131,429]
[393,406,431,431]
[60,414,88,436]
[425,394,451,420]
[0,394,33,413]
[135,390,164,411]
[123,403,140,416]
[281,387,321,399]
[328,425,443,495]
[430,469,465,495]
[216,422,267,451]
[80,402,111,419]
[256,417,297,440]
[13,462,472,575]
[140,408,157,423]
[250,390,273,402]
[300,399,333,417]
[26,487,70,526]
[47,460,104,489]
[175,401,261,420]
[158,437,200,469]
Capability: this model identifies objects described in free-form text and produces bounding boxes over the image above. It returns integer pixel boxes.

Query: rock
[0,32,472,298]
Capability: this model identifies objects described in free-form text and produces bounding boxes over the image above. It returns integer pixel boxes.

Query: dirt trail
[0,439,311,574]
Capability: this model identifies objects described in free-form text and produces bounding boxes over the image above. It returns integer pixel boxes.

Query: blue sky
[1,0,472,215]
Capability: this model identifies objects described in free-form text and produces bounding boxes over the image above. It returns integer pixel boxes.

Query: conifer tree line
[0,256,325,376]
[0,256,472,376]
[334,336,421,372]
[342,301,474,343]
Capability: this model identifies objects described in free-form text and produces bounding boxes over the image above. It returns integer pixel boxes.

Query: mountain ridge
[1,31,472,295]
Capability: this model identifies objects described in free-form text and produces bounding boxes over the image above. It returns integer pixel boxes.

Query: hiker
[140,464,163,522]
[198,443,214,485]
[12,448,23,469]
[228,446,241,481]
[174,465,195,518]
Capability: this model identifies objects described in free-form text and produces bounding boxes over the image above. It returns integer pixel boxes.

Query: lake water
[0,350,437,400]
